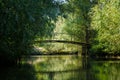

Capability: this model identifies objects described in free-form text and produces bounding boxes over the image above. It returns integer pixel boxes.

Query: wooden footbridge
[34,40,88,46]
[33,33,89,55]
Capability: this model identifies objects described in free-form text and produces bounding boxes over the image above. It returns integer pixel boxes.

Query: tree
[0,0,59,65]
[60,0,92,55]
[89,0,120,54]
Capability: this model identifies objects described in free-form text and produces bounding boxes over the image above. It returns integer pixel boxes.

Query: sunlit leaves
[90,0,120,53]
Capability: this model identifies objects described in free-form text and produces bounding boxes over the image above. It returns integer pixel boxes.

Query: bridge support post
[82,45,88,56]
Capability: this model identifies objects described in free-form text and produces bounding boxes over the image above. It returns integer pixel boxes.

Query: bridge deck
[34,40,89,45]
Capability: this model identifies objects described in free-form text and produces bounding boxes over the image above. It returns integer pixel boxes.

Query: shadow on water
[0,64,37,80]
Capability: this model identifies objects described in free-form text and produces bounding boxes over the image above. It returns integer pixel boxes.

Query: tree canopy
[0,0,60,64]
[90,0,120,54]
[0,0,120,65]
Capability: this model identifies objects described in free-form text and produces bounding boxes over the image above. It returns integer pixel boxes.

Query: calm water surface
[0,55,120,80]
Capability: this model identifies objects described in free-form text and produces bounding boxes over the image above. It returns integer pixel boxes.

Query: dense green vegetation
[62,0,91,42]
[0,0,120,65]
[0,0,61,65]
[89,0,120,55]
[60,0,120,56]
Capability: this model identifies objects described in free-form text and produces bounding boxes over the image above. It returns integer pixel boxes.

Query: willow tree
[0,0,59,65]
[90,0,120,54]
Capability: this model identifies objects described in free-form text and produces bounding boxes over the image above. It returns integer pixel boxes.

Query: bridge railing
[44,33,76,41]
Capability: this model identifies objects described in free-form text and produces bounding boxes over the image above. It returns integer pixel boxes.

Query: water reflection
[0,55,120,80]
[88,60,120,80]
[27,55,84,80]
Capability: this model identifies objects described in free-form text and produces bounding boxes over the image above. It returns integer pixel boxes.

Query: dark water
[0,55,120,80]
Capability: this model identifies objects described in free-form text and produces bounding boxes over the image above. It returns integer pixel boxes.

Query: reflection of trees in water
[2,56,120,80]
[34,56,83,80]
[30,56,82,71]
[88,61,120,80]
[36,68,82,80]
[31,56,90,80]
[24,56,89,80]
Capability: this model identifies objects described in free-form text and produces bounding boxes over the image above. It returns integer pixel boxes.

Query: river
[0,55,120,80]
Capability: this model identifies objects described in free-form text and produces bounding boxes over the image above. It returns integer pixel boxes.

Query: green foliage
[90,0,120,54]
[0,0,59,64]
[61,0,92,42]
